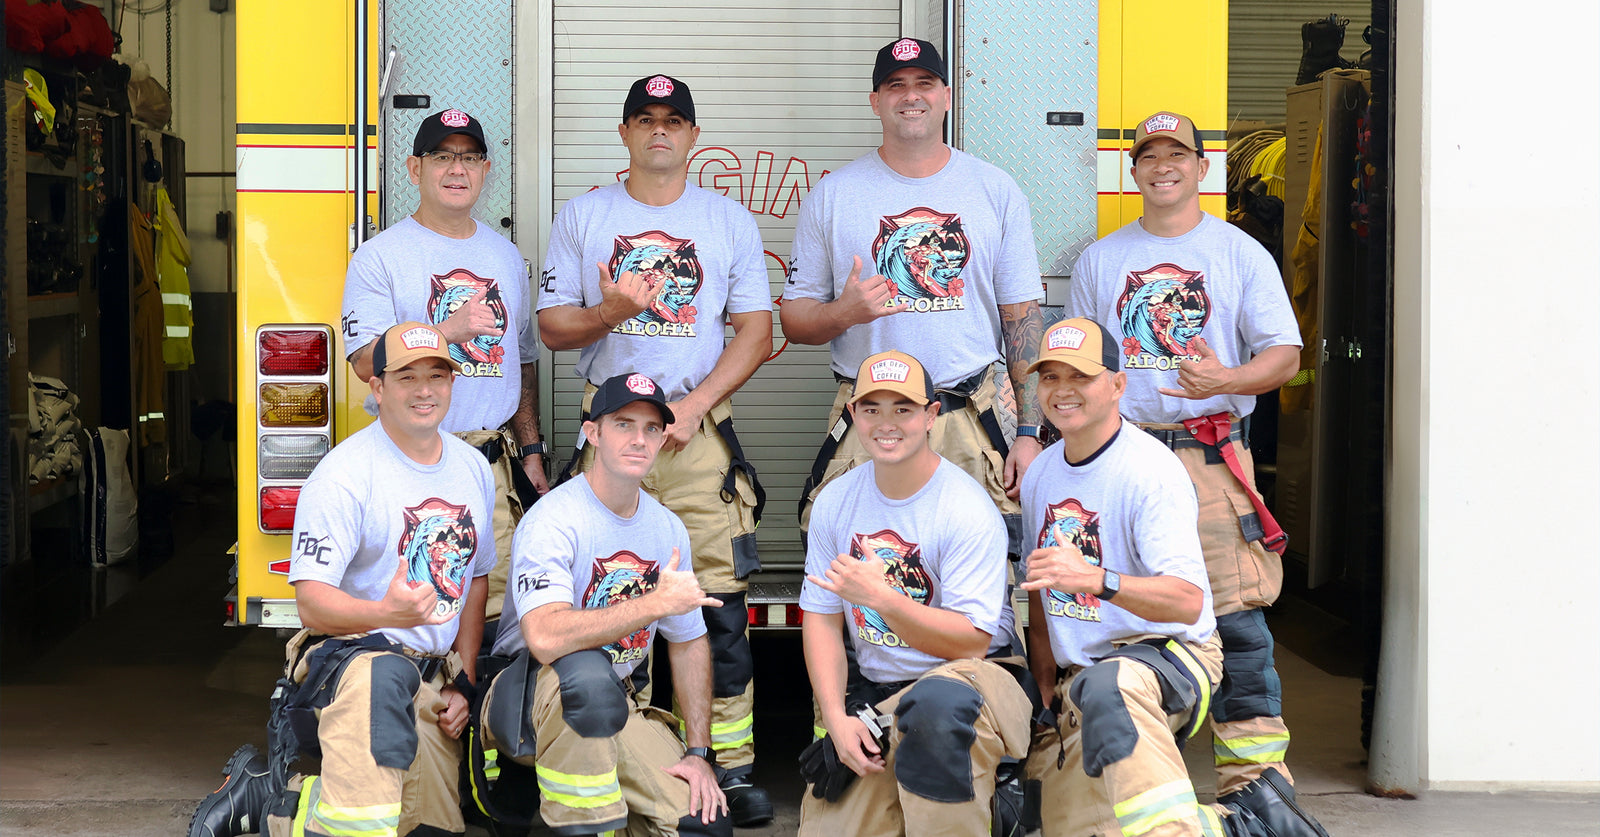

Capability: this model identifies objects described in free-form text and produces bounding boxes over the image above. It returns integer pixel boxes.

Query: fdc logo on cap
[645,76,674,97]
[869,358,911,383]
[1048,326,1087,350]
[626,373,657,395]
[401,326,441,350]
[892,38,921,61]
[1144,113,1180,134]
[441,109,470,128]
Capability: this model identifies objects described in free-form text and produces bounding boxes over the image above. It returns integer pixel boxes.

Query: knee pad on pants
[366,654,423,770]
[552,649,629,739]
[704,592,754,698]
[1068,662,1139,778]
[1213,609,1282,722]
[893,676,983,803]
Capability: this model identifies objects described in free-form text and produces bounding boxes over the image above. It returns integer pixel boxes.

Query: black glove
[798,734,857,802]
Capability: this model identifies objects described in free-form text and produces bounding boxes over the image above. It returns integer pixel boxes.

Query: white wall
[119,0,236,296]
[1380,0,1600,790]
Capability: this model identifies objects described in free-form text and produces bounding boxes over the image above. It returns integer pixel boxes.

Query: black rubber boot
[1216,767,1332,837]
[718,769,774,828]
[1296,14,1354,84]
[187,744,273,837]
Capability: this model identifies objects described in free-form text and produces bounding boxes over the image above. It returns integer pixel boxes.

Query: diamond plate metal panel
[959,1,1097,277]
[380,0,515,233]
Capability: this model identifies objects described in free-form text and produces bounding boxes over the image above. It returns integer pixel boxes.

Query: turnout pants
[288,635,465,837]
[455,428,529,622]
[481,650,730,836]
[799,658,1032,837]
[1029,637,1225,837]
[800,373,1021,555]
[577,388,760,772]
[1137,421,1293,796]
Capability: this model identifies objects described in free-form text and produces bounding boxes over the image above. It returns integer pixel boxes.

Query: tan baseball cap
[371,322,463,375]
[850,350,935,405]
[1129,110,1204,159]
[1027,318,1119,376]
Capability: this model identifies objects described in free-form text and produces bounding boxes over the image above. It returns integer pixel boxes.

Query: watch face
[1102,569,1120,598]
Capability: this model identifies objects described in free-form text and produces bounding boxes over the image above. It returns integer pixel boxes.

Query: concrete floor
[2,487,1596,836]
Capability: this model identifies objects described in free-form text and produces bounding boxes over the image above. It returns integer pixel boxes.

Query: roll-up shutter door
[1230,1,1373,126]
[549,1,903,567]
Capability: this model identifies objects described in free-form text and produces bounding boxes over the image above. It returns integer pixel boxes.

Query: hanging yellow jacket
[130,203,169,447]
[154,187,194,369]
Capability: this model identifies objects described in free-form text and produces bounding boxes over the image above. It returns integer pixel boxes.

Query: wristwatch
[1098,568,1121,601]
[1015,425,1042,439]
[684,746,716,766]
[519,441,546,457]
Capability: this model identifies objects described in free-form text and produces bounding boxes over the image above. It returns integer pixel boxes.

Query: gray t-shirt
[342,216,537,432]
[537,181,772,401]
[1019,422,1215,668]
[289,422,497,656]
[1066,213,1300,422]
[493,474,707,679]
[799,458,1015,684]
[783,147,1043,388]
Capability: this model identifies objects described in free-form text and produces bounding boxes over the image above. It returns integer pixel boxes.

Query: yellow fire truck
[228,0,1227,627]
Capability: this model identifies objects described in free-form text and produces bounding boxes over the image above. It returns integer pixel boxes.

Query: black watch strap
[519,441,546,457]
[684,746,716,765]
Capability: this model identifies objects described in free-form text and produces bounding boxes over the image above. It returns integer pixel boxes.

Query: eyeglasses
[423,150,488,168]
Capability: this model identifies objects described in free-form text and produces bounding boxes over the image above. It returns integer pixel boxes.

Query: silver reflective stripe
[165,326,191,337]
[161,293,192,308]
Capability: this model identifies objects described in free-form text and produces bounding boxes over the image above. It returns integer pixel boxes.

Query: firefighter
[485,372,731,836]
[1065,112,1329,835]
[781,37,1046,557]
[341,108,546,636]
[190,322,495,837]
[797,350,1032,836]
[535,74,774,825]
[1020,318,1262,837]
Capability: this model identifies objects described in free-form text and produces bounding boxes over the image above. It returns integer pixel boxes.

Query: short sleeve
[927,481,1008,636]
[781,180,835,303]
[1129,457,1208,594]
[341,245,398,359]
[798,481,845,615]
[471,456,497,577]
[287,473,362,587]
[991,179,1044,306]
[1236,238,1301,355]
[536,202,589,312]
[726,211,775,314]
[1065,247,1098,321]
[507,504,580,617]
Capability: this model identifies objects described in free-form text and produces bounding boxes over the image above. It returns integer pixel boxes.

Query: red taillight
[260,486,302,531]
[786,604,804,626]
[747,605,766,628]
[224,599,236,623]
[260,330,330,376]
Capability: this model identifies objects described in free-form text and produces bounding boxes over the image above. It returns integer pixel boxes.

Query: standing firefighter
[536,74,774,825]
[342,108,547,635]
[486,372,731,836]
[797,351,1032,836]
[1066,112,1329,835]
[781,37,1046,556]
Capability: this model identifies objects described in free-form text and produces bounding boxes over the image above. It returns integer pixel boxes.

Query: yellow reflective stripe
[1112,779,1197,837]
[467,730,498,815]
[812,725,828,741]
[292,777,314,837]
[1285,368,1315,387]
[483,745,500,780]
[301,776,400,837]
[534,763,622,810]
[1196,804,1227,837]
[1164,640,1211,741]
[710,713,755,749]
[1214,731,1291,765]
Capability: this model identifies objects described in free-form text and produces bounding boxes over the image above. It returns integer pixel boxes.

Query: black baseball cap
[622,75,696,124]
[588,373,676,425]
[872,38,948,89]
[412,108,488,157]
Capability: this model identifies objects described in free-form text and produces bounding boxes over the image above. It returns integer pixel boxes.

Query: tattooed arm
[999,300,1044,497]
